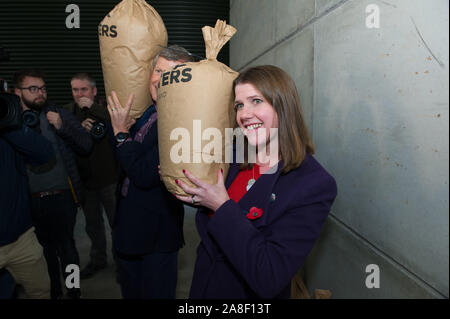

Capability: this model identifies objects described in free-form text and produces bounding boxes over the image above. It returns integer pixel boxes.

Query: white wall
[230,0,449,298]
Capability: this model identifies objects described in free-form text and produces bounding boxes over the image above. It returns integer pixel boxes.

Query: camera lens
[90,121,106,140]
[0,93,22,130]
[22,110,40,127]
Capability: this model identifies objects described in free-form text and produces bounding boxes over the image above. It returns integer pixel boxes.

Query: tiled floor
[74,205,200,299]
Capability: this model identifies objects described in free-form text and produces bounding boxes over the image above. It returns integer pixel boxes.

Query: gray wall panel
[305,216,443,298]
[314,0,449,296]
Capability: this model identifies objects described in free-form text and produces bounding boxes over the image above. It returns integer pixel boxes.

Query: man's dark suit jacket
[113,117,184,256]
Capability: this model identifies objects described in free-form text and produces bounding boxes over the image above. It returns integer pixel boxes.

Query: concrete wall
[229,0,448,298]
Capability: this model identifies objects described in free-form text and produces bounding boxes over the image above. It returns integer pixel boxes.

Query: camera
[22,109,40,127]
[0,93,40,131]
[90,121,106,140]
[0,93,22,131]
[80,107,107,140]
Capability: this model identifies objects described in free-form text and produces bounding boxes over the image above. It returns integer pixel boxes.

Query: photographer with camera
[0,92,54,299]
[63,73,118,279]
[13,69,93,299]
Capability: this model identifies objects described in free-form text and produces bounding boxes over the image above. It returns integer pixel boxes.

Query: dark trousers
[81,183,116,266]
[0,268,16,299]
[31,190,80,299]
[115,251,178,299]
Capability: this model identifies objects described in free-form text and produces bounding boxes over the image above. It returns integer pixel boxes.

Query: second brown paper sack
[158,20,239,196]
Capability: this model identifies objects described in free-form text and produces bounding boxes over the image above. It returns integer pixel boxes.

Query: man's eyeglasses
[19,86,47,94]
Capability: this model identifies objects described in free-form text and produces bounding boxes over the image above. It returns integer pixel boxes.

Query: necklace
[246,165,256,191]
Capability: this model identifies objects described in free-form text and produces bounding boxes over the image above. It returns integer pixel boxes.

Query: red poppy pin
[246,207,263,220]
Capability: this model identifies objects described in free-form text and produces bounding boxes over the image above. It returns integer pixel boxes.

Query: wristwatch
[115,132,130,143]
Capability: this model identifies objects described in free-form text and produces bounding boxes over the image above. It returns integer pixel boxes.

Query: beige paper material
[99,0,167,119]
[290,274,332,299]
[158,20,238,196]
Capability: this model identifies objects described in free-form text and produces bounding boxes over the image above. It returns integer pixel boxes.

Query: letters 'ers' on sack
[158,20,239,196]
[99,0,168,119]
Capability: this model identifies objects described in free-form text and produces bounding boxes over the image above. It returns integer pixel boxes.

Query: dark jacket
[112,108,184,256]
[189,154,337,299]
[41,104,93,202]
[0,125,54,246]
[63,102,118,190]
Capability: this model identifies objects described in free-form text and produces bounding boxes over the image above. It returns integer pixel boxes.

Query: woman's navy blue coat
[189,154,337,299]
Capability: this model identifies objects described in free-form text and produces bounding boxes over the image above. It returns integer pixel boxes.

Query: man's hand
[81,118,95,132]
[77,97,94,109]
[107,91,136,136]
[46,111,63,130]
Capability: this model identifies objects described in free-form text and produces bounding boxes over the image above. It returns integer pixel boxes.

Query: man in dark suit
[107,45,194,298]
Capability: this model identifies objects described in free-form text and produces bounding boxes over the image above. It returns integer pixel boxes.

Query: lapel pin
[246,207,263,220]
[271,193,276,201]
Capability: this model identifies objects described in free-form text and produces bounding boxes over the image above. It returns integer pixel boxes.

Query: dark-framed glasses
[20,86,47,94]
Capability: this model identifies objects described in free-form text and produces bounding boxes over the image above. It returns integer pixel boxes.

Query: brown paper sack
[99,0,168,119]
[158,20,239,196]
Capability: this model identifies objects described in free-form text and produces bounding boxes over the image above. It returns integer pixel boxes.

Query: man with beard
[63,73,118,279]
[13,70,93,299]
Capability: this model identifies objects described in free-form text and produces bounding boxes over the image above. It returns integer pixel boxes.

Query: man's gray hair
[71,73,96,88]
[153,45,195,67]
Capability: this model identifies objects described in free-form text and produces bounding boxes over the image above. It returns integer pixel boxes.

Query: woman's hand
[175,168,230,212]
[107,91,136,136]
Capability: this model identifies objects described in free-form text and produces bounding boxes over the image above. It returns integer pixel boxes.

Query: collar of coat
[224,161,283,212]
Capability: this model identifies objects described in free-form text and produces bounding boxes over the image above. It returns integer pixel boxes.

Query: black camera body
[80,107,107,140]
[0,93,40,132]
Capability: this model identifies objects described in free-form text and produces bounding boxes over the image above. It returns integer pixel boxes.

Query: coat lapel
[196,162,283,261]
[237,161,283,226]
[225,163,240,189]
